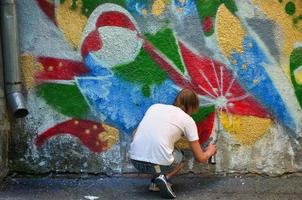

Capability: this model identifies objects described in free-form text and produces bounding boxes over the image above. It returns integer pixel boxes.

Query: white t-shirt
[129,104,199,166]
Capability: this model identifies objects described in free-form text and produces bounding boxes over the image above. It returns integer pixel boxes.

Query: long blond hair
[173,88,199,114]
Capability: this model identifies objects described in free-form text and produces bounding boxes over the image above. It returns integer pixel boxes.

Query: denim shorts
[131,149,184,175]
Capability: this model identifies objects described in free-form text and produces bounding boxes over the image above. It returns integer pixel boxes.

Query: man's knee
[172,149,184,166]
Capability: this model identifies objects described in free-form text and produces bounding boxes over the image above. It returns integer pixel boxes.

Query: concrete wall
[10,0,302,175]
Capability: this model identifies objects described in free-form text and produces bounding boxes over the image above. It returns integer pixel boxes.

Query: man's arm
[189,140,217,163]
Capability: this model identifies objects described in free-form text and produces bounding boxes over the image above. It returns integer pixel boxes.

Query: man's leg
[154,174,176,199]
[166,162,183,180]
[153,149,183,198]
[149,162,183,191]
[130,159,174,198]
[151,162,182,192]
[166,148,184,179]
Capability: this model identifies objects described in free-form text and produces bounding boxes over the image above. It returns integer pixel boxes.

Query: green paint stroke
[221,0,238,14]
[81,0,126,17]
[195,0,237,17]
[290,47,302,108]
[145,28,185,73]
[192,106,215,122]
[285,2,296,15]
[60,0,126,16]
[113,49,167,97]
[37,83,89,118]
[196,0,221,18]
[196,0,237,36]
[70,0,78,10]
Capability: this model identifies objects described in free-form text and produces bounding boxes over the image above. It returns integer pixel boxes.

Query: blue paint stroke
[76,53,178,134]
[82,54,112,77]
[173,0,195,16]
[230,36,296,131]
[126,0,149,16]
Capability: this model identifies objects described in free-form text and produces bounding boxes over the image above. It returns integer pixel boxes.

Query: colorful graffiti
[24,0,302,153]
[35,119,119,152]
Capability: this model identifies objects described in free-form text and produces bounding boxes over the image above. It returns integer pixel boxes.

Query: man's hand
[189,140,217,163]
[205,143,217,157]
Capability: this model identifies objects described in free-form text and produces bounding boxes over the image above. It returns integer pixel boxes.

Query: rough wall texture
[0,36,9,180]
[11,0,302,176]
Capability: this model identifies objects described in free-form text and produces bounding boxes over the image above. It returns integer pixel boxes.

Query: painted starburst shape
[143,37,272,145]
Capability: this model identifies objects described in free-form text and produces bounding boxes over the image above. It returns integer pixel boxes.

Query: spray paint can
[202,137,216,165]
[208,111,220,165]
[208,138,217,165]
[208,155,216,165]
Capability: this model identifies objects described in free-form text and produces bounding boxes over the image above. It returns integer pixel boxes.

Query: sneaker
[149,180,173,192]
[149,182,160,192]
[154,175,176,199]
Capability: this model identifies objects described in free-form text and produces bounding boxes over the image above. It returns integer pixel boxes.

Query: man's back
[129,104,198,165]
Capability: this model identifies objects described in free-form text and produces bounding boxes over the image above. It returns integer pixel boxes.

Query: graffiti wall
[11,0,302,175]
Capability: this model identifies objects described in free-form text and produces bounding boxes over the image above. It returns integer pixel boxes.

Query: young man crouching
[129,88,217,199]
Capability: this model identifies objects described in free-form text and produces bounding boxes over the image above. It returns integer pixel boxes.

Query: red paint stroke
[197,112,215,144]
[35,119,109,152]
[143,40,195,90]
[202,16,213,33]
[179,42,270,118]
[35,57,89,81]
[81,30,103,57]
[96,11,136,30]
[36,0,56,25]
[82,11,136,57]
[143,36,270,143]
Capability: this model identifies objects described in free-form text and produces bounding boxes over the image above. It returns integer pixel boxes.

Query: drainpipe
[0,0,28,118]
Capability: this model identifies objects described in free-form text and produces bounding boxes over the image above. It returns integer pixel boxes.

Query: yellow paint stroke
[219,112,272,145]
[20,54,43,90]
[216,5,245,58]
[99,124,119,149]
[141,9,148,16]
[152,0,167,16]
[294,66,302,84]
[175,136,190,150]
[252,0,302,76]
[56,0,87,48]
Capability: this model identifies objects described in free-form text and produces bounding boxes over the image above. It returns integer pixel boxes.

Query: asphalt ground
[0,173,302,200]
